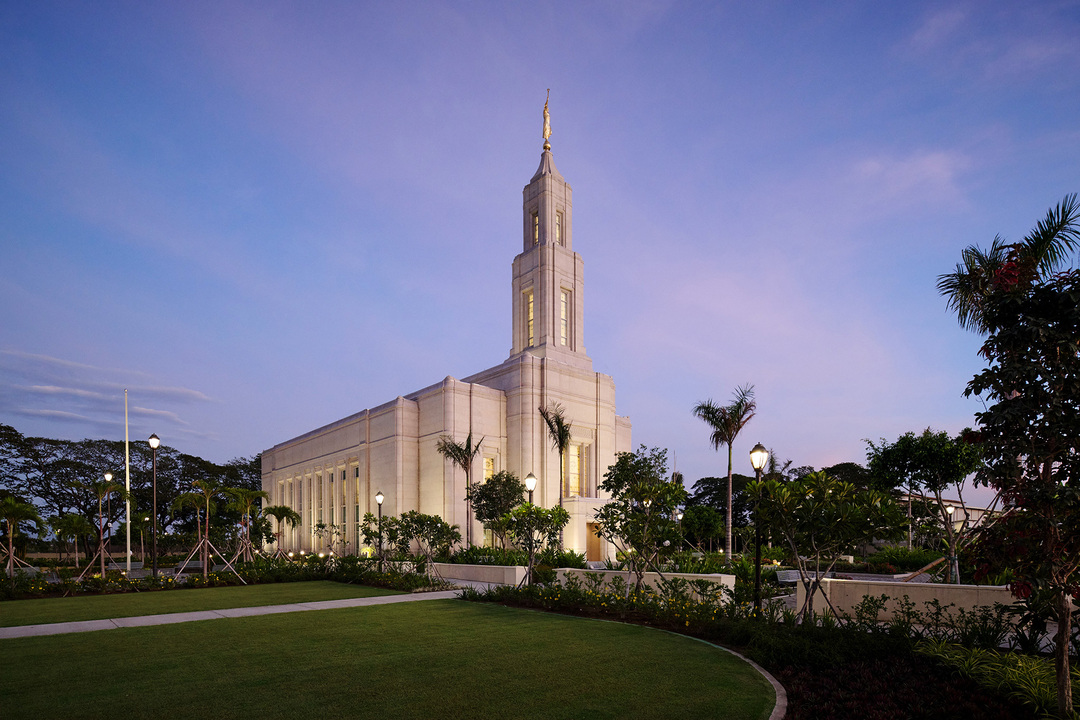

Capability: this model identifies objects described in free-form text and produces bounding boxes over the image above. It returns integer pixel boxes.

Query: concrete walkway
[0,589,461,639]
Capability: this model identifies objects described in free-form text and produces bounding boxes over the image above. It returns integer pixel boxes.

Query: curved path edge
[2,586,787,719]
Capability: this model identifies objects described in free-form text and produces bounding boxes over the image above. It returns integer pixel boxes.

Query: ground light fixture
[148,433,160,578]
[524,473,537,504]
[749,443,769,614]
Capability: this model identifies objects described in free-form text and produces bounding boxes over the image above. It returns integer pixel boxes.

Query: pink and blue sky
[2,2,1078,502]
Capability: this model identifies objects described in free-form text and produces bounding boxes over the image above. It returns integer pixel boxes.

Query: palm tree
[538,402,573,546]
[436,432,484,546]
[2,497,43,583]
[227,488,269,562]
[693,384,756,559]
[262,504,302,558]
[191,477,228,576]
[938,194,1080,333]
[73,477,127,578]
[52,513,95,567]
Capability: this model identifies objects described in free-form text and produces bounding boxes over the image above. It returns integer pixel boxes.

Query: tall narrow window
[560,290,570,346]
[484,457,495,481]
[354,467,361,543]
[341,471,347,532]
[556,211,563,245]
[524,290,535,347]
[564,444,587,497]
[532,212,539,245]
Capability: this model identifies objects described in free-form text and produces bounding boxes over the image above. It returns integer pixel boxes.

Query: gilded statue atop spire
[542,89,551,150]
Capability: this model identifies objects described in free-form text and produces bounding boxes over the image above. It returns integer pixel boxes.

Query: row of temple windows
[531,210,564,246]
[522,288,572,348]
[276,444,591,529]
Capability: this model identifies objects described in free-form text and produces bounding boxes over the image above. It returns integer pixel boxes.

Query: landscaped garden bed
[461,573,1072,719]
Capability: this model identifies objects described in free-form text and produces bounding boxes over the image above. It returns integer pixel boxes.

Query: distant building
[261,128,631,560]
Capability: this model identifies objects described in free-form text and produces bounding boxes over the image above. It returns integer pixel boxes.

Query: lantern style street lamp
[148,433,160,578]
[524,473,537,504]
[375,491,385,571]
[749,443,769,614]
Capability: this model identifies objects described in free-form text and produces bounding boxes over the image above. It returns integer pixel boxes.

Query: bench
[106,561,144,572]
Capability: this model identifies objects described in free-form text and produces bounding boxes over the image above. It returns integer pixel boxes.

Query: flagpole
[125,389,131,574]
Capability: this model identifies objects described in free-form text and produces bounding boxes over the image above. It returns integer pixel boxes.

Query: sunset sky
[2,2,1078,502]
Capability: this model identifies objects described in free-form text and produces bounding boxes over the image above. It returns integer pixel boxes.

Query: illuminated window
[484,457,495,481]
[524,290,534,347]
[354,466,361,540]
[532,212,539,244]
[556,211,563,245]
[560,290,570,346]
[317,475,323,524]
[564,444,587,497]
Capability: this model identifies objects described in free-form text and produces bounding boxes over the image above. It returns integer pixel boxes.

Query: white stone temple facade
[261,129,631,560]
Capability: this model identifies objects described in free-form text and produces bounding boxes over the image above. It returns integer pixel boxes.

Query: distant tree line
[0,423,262,559]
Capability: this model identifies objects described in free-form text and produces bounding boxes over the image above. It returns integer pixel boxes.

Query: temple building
[261,114,631,560]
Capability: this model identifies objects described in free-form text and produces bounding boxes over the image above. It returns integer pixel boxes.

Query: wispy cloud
[0,349,211,439]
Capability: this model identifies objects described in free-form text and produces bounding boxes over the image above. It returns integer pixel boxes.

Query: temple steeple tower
[510,101,588,366]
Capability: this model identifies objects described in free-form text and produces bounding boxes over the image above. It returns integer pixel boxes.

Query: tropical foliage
[692,384,756,555]
[592,446,687,591]
[466,470,525,548]
[939,194,1080,718]
[749,471,905,621]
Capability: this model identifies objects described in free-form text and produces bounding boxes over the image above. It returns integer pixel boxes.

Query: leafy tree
[686,474,754,531]
[592,446,688,592]
[0,424,260,543]
[467,470,525,548]
[397,510,461,574]
[2,496,43,582]
[504,503,570,586]
[312,522,345,555]
[959,270,1080,715]
[749,471,905,621]
[822,462,872,489]
[435,432,484,547]
[938,196,1080,716]
[359,511,461,576]
[692,384,756,556]
[680,504,724,553]
[866,429,986,581]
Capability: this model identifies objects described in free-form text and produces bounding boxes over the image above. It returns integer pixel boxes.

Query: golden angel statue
[543,89,551,146]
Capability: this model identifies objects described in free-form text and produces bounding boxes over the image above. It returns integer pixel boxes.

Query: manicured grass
[0,581,400,627]
[1,599,774,720]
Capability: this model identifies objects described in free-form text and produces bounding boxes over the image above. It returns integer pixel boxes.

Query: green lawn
[1,599,774,720]
[0,581,400,627]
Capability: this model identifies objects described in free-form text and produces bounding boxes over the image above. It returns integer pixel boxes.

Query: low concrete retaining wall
[796,578,1014,620]
[431,562,526,586]
[556,568,736,594]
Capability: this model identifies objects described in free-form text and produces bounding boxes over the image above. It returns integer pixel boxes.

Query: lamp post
[148,433,160,578]
[104,471,113,557]
[524,473,537,504]
[749,443,769,614]
[944,504,957,583]
[375,491,384,571]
